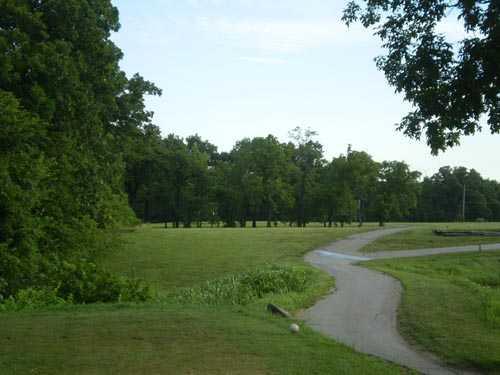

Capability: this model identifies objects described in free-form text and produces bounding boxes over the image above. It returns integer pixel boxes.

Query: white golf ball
[289,323,300,333]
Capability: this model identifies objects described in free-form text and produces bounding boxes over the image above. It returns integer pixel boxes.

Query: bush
[173,265,311,305]
[54,260,151,304]
[0,245,151,306]
[0,287,68,312]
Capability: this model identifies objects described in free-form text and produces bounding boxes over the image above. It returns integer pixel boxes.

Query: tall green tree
[373,161,421,225]
[0,0,160,299]
[343,0,499,153]
[346,149,379,225]
[416,166,497,221]
[288,127,324,227]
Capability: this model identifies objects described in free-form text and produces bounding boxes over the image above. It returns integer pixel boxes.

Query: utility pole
[462,183,466,222]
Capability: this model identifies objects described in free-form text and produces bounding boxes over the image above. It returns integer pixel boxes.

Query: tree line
[125,128,500,228]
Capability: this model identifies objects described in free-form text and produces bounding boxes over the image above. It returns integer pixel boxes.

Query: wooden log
[267,303,291,318]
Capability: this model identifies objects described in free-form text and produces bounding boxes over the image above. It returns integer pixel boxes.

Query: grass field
[362,222,500,252]
[0,224,414,374]
[365,251,500,373]
[103,223,381,293]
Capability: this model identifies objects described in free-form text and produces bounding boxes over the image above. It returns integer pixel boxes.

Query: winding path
[303,228,500,375]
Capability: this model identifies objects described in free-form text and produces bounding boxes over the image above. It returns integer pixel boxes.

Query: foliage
[125,128,500,228]
[2,0,500,311]
[0,0,159,301]
[172,265,311,305]
[0,287,68,312]
[417,166,500,221]
[374,161,421,225]
[52,260,151,304]
[343,0,499,153]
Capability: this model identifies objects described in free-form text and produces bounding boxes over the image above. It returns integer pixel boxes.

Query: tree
[343,0,499,153]
[415,166,497,221]
[346,149,379,225]
[374,161,421,225]
[0,0,160,300]
[320,156,356,227]
[289,127,324,227]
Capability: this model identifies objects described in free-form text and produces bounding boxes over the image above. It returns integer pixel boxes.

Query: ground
[362,222,500,252]
[360,222,500,372]
[365,250,500,373]
[0,223,412,374]
[102,223,378,292]
[2,223,499,374]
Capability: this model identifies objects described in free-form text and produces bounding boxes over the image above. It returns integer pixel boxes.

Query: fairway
[365,251,500,373]
[103,223,380,293]
[0,225,414,374]
[362,223,500,252]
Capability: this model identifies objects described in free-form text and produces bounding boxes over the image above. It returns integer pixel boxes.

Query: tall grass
[171,265,311,305]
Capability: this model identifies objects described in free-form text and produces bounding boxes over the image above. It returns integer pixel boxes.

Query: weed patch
[171,265,312,305]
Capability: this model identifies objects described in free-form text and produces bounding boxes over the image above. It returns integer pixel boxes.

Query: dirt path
[303,228,500,375]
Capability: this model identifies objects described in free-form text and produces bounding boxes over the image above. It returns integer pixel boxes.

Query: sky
[111,0,499,181]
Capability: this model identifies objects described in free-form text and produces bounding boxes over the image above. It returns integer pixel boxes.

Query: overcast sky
[112,0,499,181]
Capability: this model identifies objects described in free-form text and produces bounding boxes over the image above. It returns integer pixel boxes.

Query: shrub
[54,260,151,304]
[0,287,68,312]
[0,247,151,307]
[173,265,311,305]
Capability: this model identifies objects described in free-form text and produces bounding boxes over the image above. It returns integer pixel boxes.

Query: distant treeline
[126,129,500,227]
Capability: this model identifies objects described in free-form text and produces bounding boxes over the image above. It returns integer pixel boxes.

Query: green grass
[104,223,380,293]
[362,222,500,252]
[364,251,500,373]
[0,303,413,375]
[0,224,414,374]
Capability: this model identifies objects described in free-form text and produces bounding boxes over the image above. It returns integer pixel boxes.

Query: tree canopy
[343,0,499,153]
[0,0,159,302]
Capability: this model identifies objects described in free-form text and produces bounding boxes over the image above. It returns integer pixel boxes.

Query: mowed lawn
[365,251,500,373]
[0,224,414,374]
[103,223,381,293]
[362,222,500,252]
